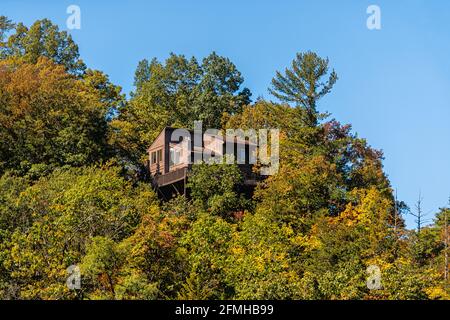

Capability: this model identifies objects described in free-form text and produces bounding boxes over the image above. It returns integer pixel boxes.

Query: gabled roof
[147,127,173,152]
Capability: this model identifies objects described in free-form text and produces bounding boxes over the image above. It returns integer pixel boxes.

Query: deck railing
[154,167,188,186]
[153,164,264,187]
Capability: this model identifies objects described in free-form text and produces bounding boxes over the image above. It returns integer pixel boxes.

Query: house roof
[147,127,173,152]
[147,126,257,153]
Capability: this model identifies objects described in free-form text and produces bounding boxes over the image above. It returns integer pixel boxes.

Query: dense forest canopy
[0,16,448,300]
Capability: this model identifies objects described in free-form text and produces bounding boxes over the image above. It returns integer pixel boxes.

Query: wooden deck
[152,164,263,188]
[154,167,188,187]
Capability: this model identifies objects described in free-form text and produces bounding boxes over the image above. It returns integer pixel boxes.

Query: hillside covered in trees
[0,17,448,300]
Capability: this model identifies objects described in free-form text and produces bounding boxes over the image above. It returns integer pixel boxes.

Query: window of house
[170,147,182,167]
[157,149,162,163]
[238,147,246,163]
[151,149,163,165]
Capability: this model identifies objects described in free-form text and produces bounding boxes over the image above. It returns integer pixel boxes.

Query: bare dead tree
[410,192,428,235]
[394,189,398,234]
[445,198,449,281]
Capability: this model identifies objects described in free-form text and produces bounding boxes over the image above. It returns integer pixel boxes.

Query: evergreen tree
[269,51,338,126]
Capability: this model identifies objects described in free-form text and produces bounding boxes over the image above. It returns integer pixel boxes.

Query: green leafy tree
[0,164,158,299]
[132,58,151,93]
[187,162,251,219]
[1,17,86,75]
[0,16,15,53]
[179,213,234,299]
[225,211,302,299]
[0,57,118,178]
[269,51,338,126]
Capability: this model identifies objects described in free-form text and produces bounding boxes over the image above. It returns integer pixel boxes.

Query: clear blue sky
[3,0,450,228]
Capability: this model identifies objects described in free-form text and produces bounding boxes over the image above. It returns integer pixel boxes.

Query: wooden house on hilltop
[147,127,264,199]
